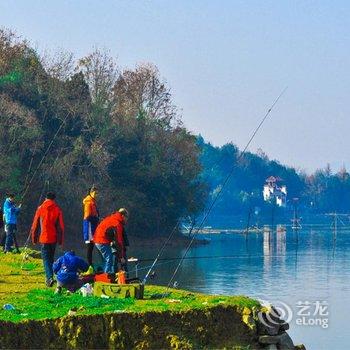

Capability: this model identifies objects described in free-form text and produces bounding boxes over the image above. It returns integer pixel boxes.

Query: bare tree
[113,63,180,128]
[77,48,118,108]
[40,50,75,81]
[0,28,28,76]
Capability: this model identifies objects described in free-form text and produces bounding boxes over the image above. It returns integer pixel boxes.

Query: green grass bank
[0,250,303,349]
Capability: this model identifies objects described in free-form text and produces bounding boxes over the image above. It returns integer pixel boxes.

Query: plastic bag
[80,283,93,297]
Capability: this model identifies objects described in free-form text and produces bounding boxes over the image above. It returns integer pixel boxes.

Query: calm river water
[125,226,349,350]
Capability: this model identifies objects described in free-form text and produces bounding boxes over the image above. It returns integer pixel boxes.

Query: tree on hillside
[107,64,206,235]
[0,28,207,241]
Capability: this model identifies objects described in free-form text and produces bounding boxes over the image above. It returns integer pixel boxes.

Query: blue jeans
[41,243,56,281]
[4,224,16,252]
[95,243,114,273]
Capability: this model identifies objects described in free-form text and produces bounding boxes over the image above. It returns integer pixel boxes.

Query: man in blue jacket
[3,194,21,253]
[53,250,89,294]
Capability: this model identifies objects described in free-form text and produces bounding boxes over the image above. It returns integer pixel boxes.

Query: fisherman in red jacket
[31,192,65,287]
[93,208,128,274]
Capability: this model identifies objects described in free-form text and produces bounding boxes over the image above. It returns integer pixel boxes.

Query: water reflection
[263,228,272,273]
[127,227,348,349]
[74,226,348,349]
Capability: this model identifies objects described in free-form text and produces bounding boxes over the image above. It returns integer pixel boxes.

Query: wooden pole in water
[269,201,275,248]
[245,207,251,254]
[245,207,251,234]
[333,213,337,258]
[325,212,346,258]
[291,197,301,230]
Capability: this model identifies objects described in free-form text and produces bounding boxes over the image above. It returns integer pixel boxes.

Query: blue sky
[1,0,349,172]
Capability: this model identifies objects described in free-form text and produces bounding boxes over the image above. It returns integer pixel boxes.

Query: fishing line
[143,89,287,285]
[20,149,65,269]
[137,252,324,263]
[20,112,71,203]
[166,87,288,290]
[142,220,180,284]
[128,251,334,281]
[20,180,50,269]
[127,259,176,276]
[22,153,35,195]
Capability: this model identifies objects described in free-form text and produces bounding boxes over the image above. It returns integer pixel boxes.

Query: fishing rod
[138,252,323,263]
[166,87,288,290]
[20,148,65,268]
[128,251,321,277]
[22,152,35,195]
[20,180,50,267]
[129,250,334,282]
[141,92,284,285]
[20,112,71,203]
[142,220,180,284]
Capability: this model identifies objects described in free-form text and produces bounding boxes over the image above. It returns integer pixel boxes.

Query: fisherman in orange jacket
[82,186,99,269]
[93,208,128,274]
[31,192,64,287]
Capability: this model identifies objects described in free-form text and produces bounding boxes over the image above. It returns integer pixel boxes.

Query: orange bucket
[117,270,126,284]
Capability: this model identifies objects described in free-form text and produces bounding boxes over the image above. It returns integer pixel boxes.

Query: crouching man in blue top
[53,251,89,294]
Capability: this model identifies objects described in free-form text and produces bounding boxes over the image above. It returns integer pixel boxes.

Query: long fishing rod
[142,220,180,284]
[138,252,322,263]
[20,112,71,203]
[129,250,333,282]
[22,153,35,194]
[166,87,288,290]
[128,251,320,276]
[21,148,65,267]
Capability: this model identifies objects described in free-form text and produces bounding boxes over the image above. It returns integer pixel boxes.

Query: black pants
[86,242,94,266]
[0,230,5,249]
[41,243,56,281]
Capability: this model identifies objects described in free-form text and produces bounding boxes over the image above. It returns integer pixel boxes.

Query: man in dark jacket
[53,251,89,294]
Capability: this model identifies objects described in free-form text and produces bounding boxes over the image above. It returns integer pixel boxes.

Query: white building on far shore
[263,176,287,207]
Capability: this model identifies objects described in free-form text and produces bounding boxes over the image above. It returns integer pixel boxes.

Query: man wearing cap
[93,208,129,274]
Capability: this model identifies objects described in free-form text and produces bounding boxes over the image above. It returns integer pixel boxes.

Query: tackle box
[93,281,144,299]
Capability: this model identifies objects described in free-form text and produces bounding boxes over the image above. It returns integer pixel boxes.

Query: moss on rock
[0,305,264,349]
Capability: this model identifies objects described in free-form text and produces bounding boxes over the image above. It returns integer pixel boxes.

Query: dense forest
[0,29,206,241]
[1,28,350,243]
[199,137,350,221]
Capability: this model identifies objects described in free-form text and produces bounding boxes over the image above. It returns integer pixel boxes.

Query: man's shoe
[54,286,62,295]
[46,278,55,287]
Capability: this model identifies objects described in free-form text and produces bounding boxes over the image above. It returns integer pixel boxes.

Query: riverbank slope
[0,250,304,349]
